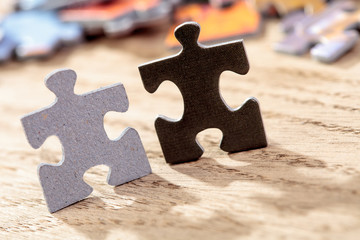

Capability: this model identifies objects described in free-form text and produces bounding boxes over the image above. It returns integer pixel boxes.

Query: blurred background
[1,0,359,65]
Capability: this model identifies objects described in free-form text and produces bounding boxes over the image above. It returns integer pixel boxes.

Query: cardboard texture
[21,69,152,213]
[139,22,267,164]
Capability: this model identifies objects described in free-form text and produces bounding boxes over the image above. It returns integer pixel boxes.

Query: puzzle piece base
[39,128,151,213]
[156,98,267,164]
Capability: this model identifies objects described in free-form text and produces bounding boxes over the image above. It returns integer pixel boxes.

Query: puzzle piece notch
[274,1,360,63]
[0,11,83,61]
[21,69,151,213]
[139,21,267,164]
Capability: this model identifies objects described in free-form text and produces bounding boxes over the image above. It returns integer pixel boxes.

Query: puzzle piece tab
[0,11,83,61]
[275,1,360,63]
[21,69,151,213]
[140,22,267,164]
[165,1,261,48]
[60,0,174,37]
[252,0,325,16]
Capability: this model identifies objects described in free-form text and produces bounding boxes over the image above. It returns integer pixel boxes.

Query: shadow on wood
[171,145,360,215]
[52,173,255,240]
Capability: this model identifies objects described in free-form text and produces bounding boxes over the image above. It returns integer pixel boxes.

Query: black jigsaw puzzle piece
[139,21,267,164]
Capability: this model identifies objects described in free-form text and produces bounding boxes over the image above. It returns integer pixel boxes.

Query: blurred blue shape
[0,30,16,62]
[0,11,83,61]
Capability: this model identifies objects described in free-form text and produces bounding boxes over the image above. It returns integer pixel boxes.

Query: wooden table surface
[1,1,359,239]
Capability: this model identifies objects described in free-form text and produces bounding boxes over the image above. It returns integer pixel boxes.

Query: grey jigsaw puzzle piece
[275,1,360,63]
[21,69,151,213]
[139,21,267,164]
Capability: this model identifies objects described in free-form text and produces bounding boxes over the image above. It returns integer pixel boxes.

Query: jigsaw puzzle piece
[15,0,106,10]
[21,69,151,212]
[1,11,83,60]
[140,22,267,164]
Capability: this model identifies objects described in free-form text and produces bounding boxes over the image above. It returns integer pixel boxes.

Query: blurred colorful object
[275,1,359,63]
[15,0,106,10]
[1,0,357,64]
[252,0,325,16]
[60,0,174,37]
[165,0,261,48]
[0,11,82,61]
[209,0,236,8]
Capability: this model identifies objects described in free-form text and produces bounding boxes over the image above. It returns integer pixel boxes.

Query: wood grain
[0,2,359,239]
